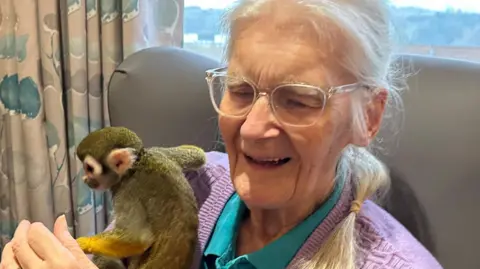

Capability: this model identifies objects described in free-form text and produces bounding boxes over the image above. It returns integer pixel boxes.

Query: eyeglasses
[205,67,374,127]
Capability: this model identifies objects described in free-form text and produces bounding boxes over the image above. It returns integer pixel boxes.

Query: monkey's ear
[106,148,137,176]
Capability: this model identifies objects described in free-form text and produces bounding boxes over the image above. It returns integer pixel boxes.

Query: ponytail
[300,146,390,269]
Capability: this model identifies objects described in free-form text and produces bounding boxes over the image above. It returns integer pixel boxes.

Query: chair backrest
[108,46,221,150]
[107,48,479,268]
[382,167,436,254]
[378,54,480,269]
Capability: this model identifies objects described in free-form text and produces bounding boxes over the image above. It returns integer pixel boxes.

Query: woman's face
[219,20,385,210]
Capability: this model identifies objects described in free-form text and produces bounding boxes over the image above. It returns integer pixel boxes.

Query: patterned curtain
[0,0,183,252]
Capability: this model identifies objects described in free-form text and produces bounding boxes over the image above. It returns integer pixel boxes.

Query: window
[183,0,480,63]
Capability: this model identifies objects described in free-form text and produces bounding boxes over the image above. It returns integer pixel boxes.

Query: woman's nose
[240,96,280,140]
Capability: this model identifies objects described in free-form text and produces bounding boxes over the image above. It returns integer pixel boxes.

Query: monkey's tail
[158,145,206,171]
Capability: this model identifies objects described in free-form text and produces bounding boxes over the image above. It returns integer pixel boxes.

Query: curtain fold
[0,0,184,252]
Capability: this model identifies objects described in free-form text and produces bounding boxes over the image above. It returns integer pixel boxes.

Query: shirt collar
[203,167,346,269]
[204,193,245,257]
[248,173,346,269]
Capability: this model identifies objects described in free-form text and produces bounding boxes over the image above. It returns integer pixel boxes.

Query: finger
[27,222,66,260]
[1,242,21,269]
[53,214,70,239]
[54,215,97,269]
[11,222,43,269]
[11,220,30,243]
[53,215,79,251]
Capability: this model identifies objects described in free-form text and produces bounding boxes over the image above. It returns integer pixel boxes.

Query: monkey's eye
[83,156,103,175]
[85,164,94,173]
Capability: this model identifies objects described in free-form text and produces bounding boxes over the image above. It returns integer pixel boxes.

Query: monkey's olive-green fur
[75,126,206,269]
[76,126,143,162]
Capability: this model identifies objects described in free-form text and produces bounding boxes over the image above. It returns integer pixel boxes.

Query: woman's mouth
[244,154,291,168]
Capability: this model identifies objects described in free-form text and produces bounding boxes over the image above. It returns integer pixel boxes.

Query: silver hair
[219,0,407,268]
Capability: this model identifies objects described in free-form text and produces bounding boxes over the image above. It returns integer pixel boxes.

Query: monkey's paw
[77,237,94,254]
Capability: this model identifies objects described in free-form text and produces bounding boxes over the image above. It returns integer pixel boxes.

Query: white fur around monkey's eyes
[84,155,103,176]
[106,148,137,176]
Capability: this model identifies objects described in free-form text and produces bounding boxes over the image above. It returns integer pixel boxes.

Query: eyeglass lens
[209,75,327,126]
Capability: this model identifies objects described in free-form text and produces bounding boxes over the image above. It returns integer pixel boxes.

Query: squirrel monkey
[75,126,205,269]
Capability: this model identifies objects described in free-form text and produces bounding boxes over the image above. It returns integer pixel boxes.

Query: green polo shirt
[202,176,345,269]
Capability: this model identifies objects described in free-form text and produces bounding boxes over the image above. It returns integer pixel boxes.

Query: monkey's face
[82,148,137,191]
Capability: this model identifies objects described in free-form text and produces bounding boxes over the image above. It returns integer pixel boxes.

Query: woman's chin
[232,156,299,208]
[233,175,295,209]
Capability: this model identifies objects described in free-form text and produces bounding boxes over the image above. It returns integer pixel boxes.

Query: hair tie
[350,200,363,214]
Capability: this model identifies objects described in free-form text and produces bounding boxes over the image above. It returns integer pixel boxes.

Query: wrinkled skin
[219,0,387,255]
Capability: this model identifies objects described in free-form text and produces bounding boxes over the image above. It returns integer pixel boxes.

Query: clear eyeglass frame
[205,67,376,127]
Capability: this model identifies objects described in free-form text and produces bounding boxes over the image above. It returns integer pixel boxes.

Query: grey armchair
[377,55,480,269]
[108,46,221,150]
[107,47,480,269]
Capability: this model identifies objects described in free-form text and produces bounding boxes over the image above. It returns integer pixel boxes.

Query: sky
[184,0,480,13]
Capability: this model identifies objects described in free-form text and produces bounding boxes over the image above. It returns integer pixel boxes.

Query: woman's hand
[0,215,98,269]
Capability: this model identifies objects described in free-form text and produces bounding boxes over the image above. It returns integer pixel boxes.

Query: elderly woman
[1,0,442,268]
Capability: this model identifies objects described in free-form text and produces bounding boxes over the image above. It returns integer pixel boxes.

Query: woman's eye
[228,85,254,96]
[231,90,251,95]
[285,99,308,108]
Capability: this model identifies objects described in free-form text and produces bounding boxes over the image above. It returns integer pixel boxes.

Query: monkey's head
[76,127,143,191]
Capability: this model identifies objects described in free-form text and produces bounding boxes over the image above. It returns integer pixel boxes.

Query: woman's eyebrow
[228,66,330,89]
[281,77,330,89]
[226,79,248,87]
